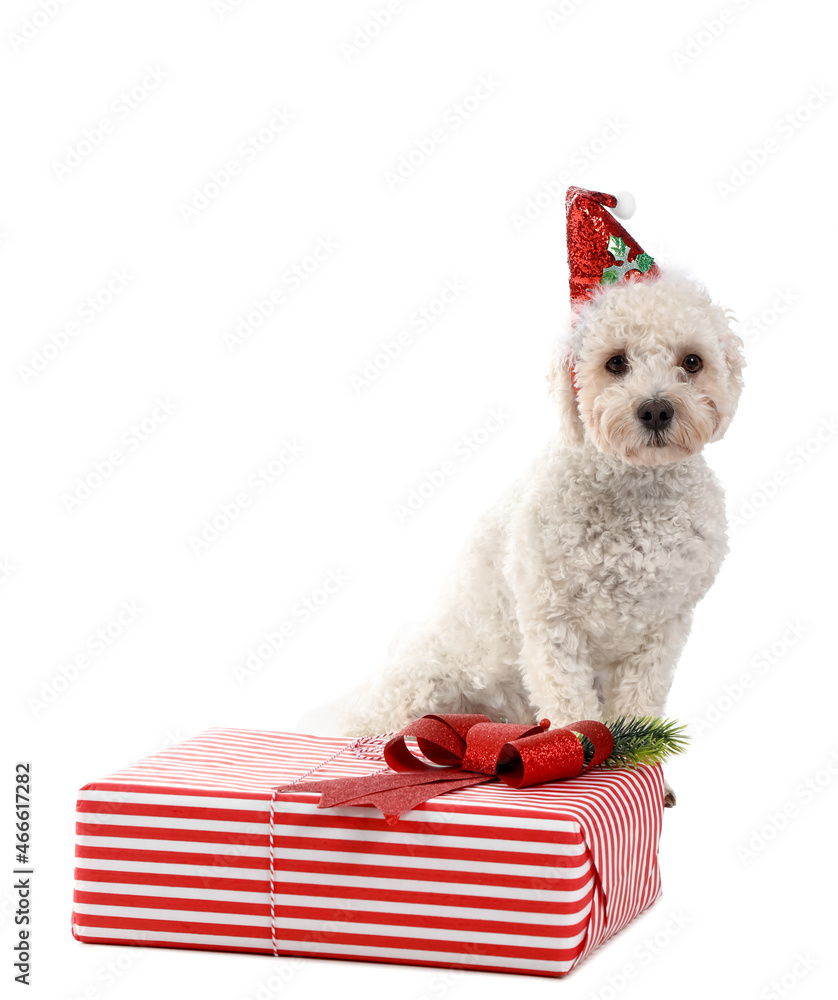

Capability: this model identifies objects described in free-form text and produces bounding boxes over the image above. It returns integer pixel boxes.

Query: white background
[3,1,837,998]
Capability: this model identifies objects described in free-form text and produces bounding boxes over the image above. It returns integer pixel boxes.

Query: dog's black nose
[637,398,674,431]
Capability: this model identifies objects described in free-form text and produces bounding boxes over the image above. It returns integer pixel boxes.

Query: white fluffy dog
[338,274,744,751]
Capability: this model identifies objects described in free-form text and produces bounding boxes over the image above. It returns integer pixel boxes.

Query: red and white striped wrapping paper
[73,727,664,977]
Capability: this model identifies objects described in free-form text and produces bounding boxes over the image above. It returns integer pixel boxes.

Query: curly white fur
[338,274,745,737]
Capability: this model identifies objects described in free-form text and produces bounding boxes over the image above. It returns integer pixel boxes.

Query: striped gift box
[72,727,664,977]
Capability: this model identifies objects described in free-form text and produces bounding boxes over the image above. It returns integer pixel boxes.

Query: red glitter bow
[280,714,614,824]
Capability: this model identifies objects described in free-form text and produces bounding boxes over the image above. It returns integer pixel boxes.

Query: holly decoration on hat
[601,235,655,286]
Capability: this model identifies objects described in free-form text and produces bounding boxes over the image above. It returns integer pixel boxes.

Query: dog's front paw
[663,780,677,809]
[535,699,602,730]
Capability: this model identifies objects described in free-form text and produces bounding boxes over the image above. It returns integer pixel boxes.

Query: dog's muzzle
[637,397,674,435]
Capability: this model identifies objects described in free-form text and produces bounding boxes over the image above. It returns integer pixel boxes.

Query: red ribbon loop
[459,722,544,774]
[571,720,615,770]
[497,727,585,788]
[385,714,491,771]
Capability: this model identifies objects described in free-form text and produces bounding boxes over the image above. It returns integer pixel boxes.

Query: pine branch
[577,733,595,767]
[600,716,689,769]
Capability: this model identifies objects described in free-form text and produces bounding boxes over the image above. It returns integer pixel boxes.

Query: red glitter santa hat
[566,187,660,307]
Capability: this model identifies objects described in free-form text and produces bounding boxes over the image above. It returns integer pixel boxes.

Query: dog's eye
[682,354,703,373]
[605,355,629,375]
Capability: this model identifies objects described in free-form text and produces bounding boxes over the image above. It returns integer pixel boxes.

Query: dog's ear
[722,313,746,402]
[548,347,586,447]
[711,310,746,441]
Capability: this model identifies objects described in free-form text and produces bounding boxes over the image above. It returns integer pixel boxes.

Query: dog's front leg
[518,620,601,727]
[604,616,692,810]
[604,615,691,720]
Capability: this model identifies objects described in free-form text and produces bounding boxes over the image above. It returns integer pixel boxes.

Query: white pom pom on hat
[611,191,636,220]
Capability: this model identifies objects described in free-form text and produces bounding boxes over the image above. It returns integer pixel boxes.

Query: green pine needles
[600,716,689,769]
